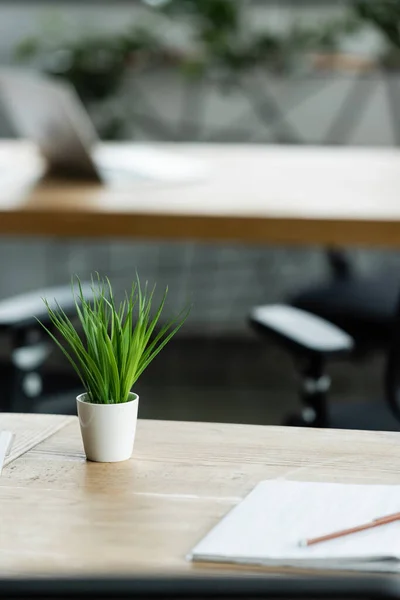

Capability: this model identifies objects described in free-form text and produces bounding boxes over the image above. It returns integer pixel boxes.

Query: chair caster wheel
[284,406,321,427]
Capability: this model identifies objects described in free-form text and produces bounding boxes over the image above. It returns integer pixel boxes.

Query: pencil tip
[298,539,307,547]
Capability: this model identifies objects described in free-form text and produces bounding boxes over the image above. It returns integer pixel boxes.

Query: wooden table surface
[1,414,400,577]
[2,141,400,246]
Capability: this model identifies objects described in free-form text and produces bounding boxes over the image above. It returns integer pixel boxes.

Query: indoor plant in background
[39,275,189,463]
[14,1,355,142]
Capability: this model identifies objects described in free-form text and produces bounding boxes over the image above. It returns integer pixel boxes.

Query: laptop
[0,69,205,183]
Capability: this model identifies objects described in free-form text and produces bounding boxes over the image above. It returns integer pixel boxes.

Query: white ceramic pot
[76,392,139,463]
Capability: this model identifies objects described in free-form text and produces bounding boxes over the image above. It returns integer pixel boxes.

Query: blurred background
[1,0,400,424]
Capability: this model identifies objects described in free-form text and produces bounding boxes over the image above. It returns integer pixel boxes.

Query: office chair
[248,296,400,431]
[289,249,400,355]
[0,283,92,414]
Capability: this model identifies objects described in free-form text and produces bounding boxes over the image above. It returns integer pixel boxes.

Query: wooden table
[2,413,400,577]
[2,141,400,246]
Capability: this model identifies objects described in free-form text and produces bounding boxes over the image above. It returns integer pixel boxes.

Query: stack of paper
[190,480,400,573]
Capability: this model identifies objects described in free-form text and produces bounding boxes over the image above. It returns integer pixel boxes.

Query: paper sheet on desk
[94,145,208,183]
[190,480,400,572]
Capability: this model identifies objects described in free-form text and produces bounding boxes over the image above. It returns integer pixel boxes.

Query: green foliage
[163,0,239,47]
[14,0,383,137]
[14,37,41,61]
[159,0,358,73]
[353,0,400,50]
[14,1,360,90]
[15,26,159,102]
[38,275,190,405]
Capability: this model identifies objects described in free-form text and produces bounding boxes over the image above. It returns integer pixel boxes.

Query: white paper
[190,480,400,572]
[94,144,208,183]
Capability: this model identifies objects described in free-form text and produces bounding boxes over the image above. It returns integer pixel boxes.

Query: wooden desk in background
[1,141,400,247]
[1,413,400,576]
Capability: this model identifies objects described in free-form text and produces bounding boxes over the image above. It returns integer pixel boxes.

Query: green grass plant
[38,274,190,404]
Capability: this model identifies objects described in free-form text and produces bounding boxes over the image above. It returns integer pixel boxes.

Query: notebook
[189,480,400,573]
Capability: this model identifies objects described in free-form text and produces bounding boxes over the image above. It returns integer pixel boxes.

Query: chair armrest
[249,304,354,359]
[0,283,93,330]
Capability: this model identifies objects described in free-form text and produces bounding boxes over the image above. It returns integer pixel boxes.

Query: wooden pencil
[299,511,400,547]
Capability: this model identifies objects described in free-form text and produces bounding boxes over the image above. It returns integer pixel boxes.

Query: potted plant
[39,275,189,463]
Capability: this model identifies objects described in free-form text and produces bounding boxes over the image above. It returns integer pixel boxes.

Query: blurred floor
[33,336,384,426]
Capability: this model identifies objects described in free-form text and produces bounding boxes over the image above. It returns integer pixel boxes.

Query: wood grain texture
[1,416,400,576]
[1,141,400,246]
[0,413,74,468]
